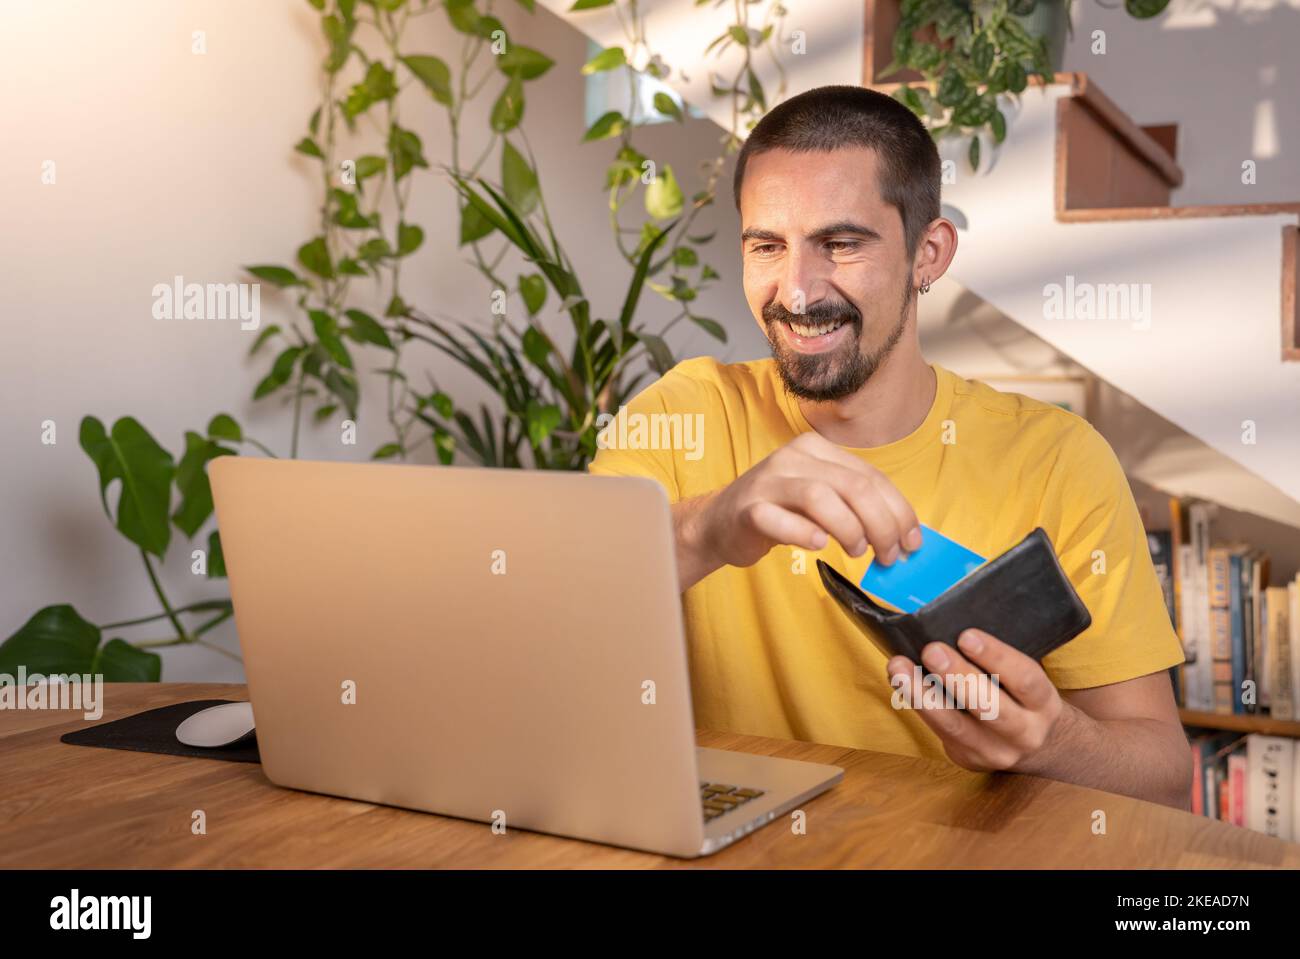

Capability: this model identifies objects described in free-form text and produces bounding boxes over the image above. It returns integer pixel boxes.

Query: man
[589,85,1191,809]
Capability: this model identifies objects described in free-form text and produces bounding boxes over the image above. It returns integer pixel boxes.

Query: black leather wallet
[816,527,1092,664]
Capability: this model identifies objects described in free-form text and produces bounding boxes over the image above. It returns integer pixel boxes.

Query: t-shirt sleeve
[1038,420,1186,689]
[586,366,698,504]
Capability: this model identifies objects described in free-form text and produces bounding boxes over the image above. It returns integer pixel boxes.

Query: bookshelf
[1178,709,1300,739]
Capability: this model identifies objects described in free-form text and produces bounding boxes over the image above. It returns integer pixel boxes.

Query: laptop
[209,456,843,858]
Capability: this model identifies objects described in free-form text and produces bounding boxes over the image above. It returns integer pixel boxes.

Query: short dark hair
[732,85,941,257]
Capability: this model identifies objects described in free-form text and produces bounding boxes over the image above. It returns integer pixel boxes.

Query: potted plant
[883,0,1171,169]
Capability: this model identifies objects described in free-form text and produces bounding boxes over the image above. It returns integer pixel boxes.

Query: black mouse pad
[60,699,261,764]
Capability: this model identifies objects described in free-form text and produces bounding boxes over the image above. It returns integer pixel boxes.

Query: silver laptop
[210,456,842,858]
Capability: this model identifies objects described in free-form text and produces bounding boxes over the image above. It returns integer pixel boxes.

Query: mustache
[763,298,862,328]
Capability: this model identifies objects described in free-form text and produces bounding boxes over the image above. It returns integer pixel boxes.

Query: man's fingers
[919,641,1026,728]
[797,462,906,562]
[742,500,828,552]
[955,629,1055,712]
[865,470,922,552]
[789,435,921,559]
[775,478,869,556]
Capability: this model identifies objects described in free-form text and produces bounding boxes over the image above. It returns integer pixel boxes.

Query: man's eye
[751,244,780,256]
[826,240,860,254]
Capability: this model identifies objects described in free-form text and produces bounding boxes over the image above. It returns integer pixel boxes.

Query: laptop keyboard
[700,782,766,822]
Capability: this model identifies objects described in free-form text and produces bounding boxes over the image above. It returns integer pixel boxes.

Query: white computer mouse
[175,701,256,748]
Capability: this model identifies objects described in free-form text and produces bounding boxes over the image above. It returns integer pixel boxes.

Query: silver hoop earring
[919,279,931,295]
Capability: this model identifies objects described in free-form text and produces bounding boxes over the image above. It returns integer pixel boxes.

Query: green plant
[2,0,790,677]
[0,413,265,680]
[885,0,1169,170]
[400,0,789,469]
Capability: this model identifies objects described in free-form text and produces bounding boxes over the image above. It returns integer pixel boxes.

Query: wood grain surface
[2,683,1297,869]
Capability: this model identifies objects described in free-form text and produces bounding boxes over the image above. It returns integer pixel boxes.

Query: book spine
[1190,507,1214,712]
[1246,734,1295,840]
[1271,587,1293,720]
[1228,752,1246,827]
[1229,553,1246,716]
[1176,544,1199,707]
[1243,555,1256,714]
[1291,580,1300,726]
[1190,740,1203,816]
[1204,751,1219,819]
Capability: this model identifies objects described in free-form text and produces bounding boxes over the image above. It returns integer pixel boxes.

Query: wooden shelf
[1179,709,1300,738]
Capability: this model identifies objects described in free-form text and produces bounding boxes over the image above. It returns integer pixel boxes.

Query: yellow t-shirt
[588,356,1185,761]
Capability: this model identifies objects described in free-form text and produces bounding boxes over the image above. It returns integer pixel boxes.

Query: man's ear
[911,217,959,287]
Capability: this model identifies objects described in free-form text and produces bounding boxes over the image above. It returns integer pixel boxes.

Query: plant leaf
[498,45,554,80]
[248,325,282,357]
[388,125,428,180]
[397,221,425,255]
[460,201,495,245]
[490,75,525,133]
[79,416,175,558]
[525,401,562,447]
[207,414,242,443]
[501,140,540,215]
[645,164,684,220]
[254,345,304,400]
[245,265,304,288]
[91,638,162,682]
[344,309,394,350]
[637,332,675,375]
[401,54,452,105]
[653,91,683,122]
[689,313,727,341]
[172,431,235,537]
[297,236,334,279]
[518,273,547,316]
[581,46,626,75]
[582,110,625,142]
[310,310,353,369]
[207,529,226,578]
[0,605,101,675]
[294,137,324,159]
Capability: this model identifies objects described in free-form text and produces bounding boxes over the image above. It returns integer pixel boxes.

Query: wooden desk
[2,683,1296,868]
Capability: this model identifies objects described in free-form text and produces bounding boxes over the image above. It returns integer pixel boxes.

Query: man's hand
[886,628,1066,773]
[673,431,923,591]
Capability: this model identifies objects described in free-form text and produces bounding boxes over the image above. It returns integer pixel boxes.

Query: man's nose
[777,246,831,315]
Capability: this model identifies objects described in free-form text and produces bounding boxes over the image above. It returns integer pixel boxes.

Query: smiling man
[588,85,1191,809]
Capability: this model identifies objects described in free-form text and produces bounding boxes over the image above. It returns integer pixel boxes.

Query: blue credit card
[859,524,987,613]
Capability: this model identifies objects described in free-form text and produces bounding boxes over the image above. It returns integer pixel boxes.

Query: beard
[763,279,913,403]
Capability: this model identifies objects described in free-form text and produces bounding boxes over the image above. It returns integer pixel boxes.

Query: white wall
[0,0,765,679]
[1063,0,1300,205]
[5,0,1296,683]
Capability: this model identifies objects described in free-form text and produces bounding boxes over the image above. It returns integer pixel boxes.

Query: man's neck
[796,344,936,449]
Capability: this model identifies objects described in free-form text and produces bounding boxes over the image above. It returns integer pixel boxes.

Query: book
[1264,585,1294,720]
[1242,551,1260,714]
[1230,550,1247,715]
[1294,734,1300,841]
[1192,733,1237,817]
[1190,738,1203,815]
[1291,578,1300,725]
[1251,553,1268,712]
[1227,751,1247,826]
[1147,530,1182,707]
[1147,530,1176,625]
[1188,503,1216,712]
[1245,734,1295,840]
[1207,546,1239,714]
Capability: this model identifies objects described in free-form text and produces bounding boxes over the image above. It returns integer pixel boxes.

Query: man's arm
[1024,671,1192,810]
[672,494,722,593]
[669,432,924,593]
[887,631,1192,809]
